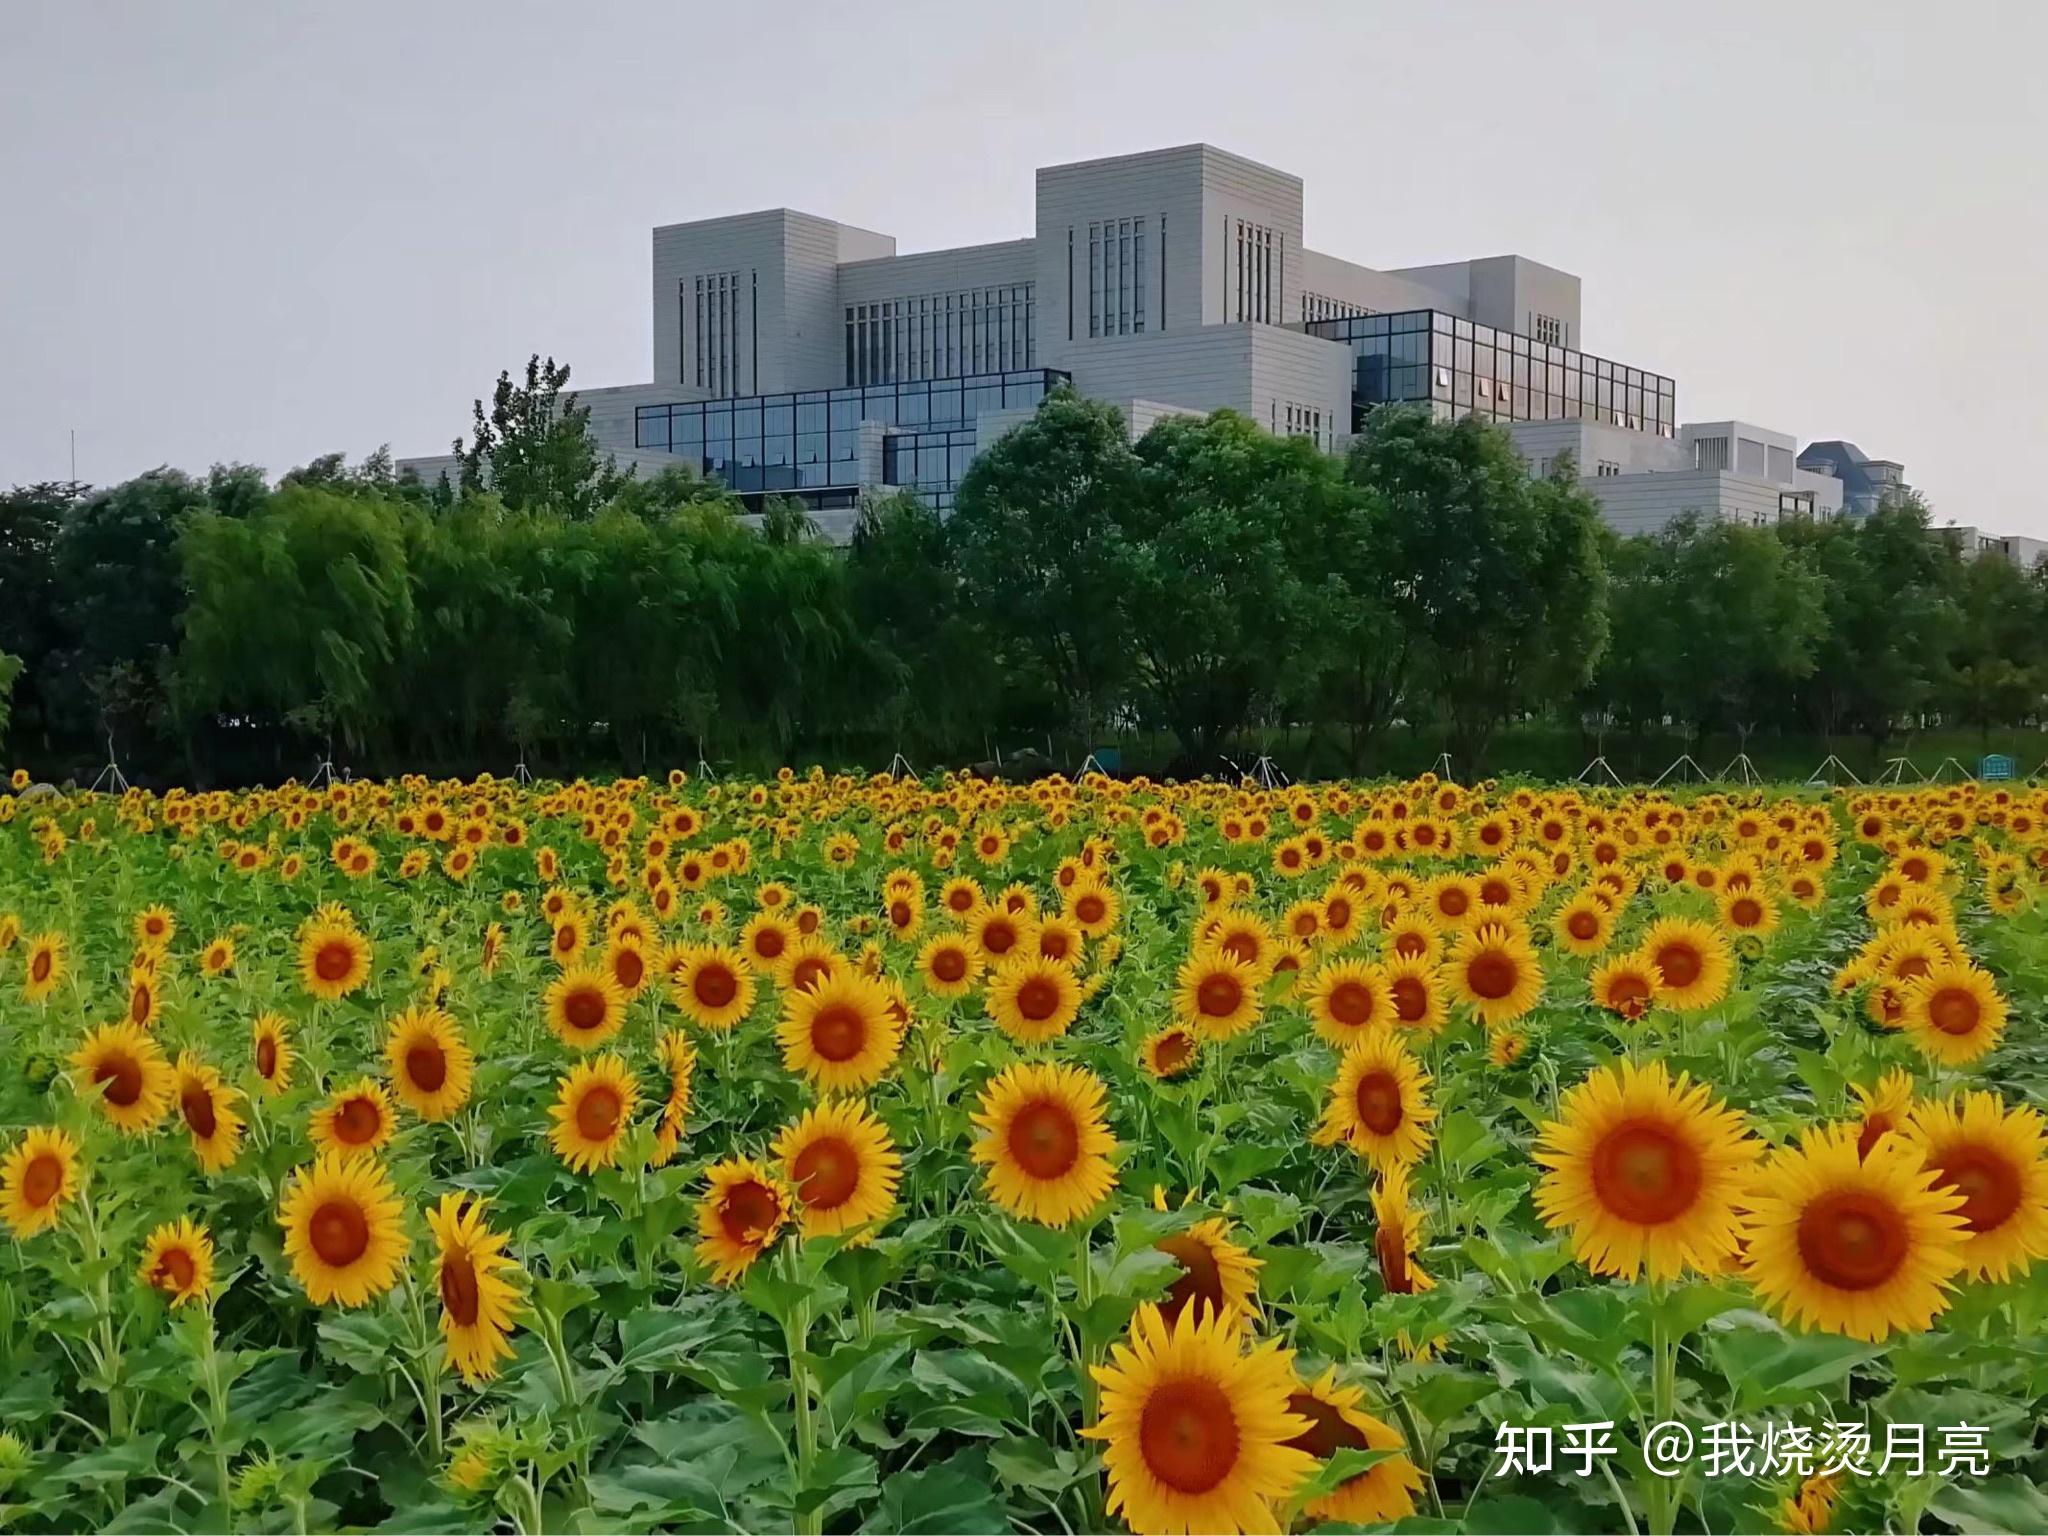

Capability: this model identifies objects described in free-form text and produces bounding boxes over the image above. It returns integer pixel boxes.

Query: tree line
[1,369,2043,787]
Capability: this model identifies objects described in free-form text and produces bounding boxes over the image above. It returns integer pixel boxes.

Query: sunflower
[1372,1163,1434,1296]
[310,1077,396,1158]
[137,1217,214,1306]
[297,919,371,1002]
[1142,1024,1201,1081]
[426,1193,522,1385]
[694,1157,791,1285]
[1302,959,1392,1049]
[123,966,161,1030]
[774,933,842,996]
[777,969,902,1093]
[71,1022,174,1135]
[199,936,237,977]
[1590,953,1663,1020]
[1155,1217,1263,1328]
[773,1098,902,1239]
[547,1054,639,1173]
[174,1053,245,1174]
[602,936,653,1000]
[1087,1302,1315,1536]
[1064,879,1121,937]
[1,1126,81,1238]
[1381,910,1442,965]
[1311,1029,1435,1171]
[277,1152,409,1307]
[1533,1060,1761,1281]
[543,966,627,1051]
[985,954,1084,1045]
[970,1061,1118,1228]
[1904,1091,2048,1282]
[21,932,66,1003]
[1448,922,1543,1026]
[650,1029,696,1168]
[1284,1367,1424,1526]
[384,1005,475,1121]
[548,912,589,968]
[1552,891,1614,957]
[1744,1124,1968,1340]
[1717,885,1780,939]
[914,933,983,999]
[1381,955,1447,1034]
[1851,1069,1916,1159]
[1900,963,2007,1065]
[1174,946,1264,1042]
[133,905,177,951]
[1636,918,1731,1013]
[1421,874,1480,930]
[251,1011,295,1096]
[663,943,754,1033]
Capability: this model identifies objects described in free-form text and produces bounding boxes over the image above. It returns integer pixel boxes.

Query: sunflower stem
[780,1243,821,1536]
[1645,1284,1679,1536]
[1382,1347,1443,1521]
[196,1299,234,1523]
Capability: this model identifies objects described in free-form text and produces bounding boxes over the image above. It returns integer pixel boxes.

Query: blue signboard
[1980,754,2016,781]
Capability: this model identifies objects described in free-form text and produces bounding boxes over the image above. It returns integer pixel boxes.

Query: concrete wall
[1506,420,1684,479]
[1298,248,1457,319]
[837,239,1036,310]
[1035,145,1211,354]
[1064,323,1350,449]
[1388,255,1582,346]
[1584,469,1810,537]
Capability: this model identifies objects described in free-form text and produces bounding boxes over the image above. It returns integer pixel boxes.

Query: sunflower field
[2,768,2047,1536]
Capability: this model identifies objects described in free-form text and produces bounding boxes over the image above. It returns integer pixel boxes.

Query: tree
[455,355,630,518]
[1943,546,2046,738]
[0,651,19,747]
[1783,492,1960,748]
[1587,515,1825,753]
[1345,408,1609,769]
[948,389,1140,752]
[0,480,83,755]
[845,491,987,758]
[1118,411,1352,765]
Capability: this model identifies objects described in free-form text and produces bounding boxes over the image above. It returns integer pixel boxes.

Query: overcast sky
[4,1,2044,537]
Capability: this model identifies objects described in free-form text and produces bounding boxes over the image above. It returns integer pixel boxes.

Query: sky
[3,0,2045,537]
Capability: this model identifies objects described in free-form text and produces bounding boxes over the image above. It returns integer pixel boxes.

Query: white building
[402,142,1688,520]
[1935,526,2048,569]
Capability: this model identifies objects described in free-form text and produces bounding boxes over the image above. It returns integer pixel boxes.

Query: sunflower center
[1465,952,1517,1001]
[257,1036,278,1078]
[1855,1112,1896,1160]
[1931,1147,2023,1234]
[931,947,968,983]
[810,1004,868,1062]
[21,1153,61,1207]
[694,965,738,1008]
[1138,1377,1239,1496]
[1076,895,1106,925]
[754,927,787,960]
[1376,1218,1414,1293]
[1654,943,1702,989]
[1437,890,1468,918]
[407,1043,448,1092]
[1731,898,1764,928]
[1153,1031,1194,1074]
[562,987,608,1033]
[309,1199,371,1267]
[1157,1233,1225,1322]
[30,951,51,983]
[613,949,645,990]
[1220,934,1259,965]
[95,1054,144,1108]
[129,984,152,1024]
[1589,1121,1702,1225]
[791,957,832,993]
[1196,974,1243,1018]
[1927,987,1981,1036]
[1009,1101,1081,1180]
[1796,1190,1910,1291]
[1568,911,1600,941]
[154,1247,197,1293]
[1015,976,1063,1022]
[792,1135,860,1210]
[983,922,1018,955]
[1606,972,1654,1016]
[439,1250,481,1326]
[1354,1071,1405,1136]
[1326,898,1353,930]
[1393,931,1427,959]
[180,1081,218,1138]
[1285,1390,1371,1460]
[889,900,913,929]
[720,1180,780,1243]
[554,926,579,955]
[334,1096,382,1144]
[1328,980,1376,1028]
[1391,976,1428,1023]
[575,1085,622,1142]
[314,941,355,982]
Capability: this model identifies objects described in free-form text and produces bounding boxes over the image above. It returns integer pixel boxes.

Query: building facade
[397,142,1927,544]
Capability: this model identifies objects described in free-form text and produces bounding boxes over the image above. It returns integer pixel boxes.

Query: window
[1303,292,1372,324]
[1085,219,1147,339]
[843,285,1036,385]
[1595,460,1622,477]
[1693,435,1730,471]
[1532,313,1564,347]
[1230,219,1278,324]
[691,271,747,395]
[1281,402,1328,451]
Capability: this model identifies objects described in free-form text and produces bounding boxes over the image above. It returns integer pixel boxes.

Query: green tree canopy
[456,355,630,518]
